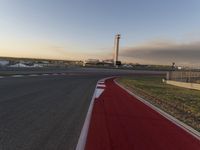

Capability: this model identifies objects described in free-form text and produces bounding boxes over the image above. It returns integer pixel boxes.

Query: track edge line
[76,76,115,150]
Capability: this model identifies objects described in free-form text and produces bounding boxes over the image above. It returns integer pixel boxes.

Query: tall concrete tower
[114,34,120,66]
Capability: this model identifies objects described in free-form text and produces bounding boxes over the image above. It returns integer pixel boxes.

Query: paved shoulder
[85,78,200,150]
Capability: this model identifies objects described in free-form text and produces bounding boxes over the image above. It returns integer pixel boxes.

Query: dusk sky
[0,0,200,66]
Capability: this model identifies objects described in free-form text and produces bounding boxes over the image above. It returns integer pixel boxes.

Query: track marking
[28,74,39,77]
[11,75,24,77]
[0,76,4,79]
[95,88,104,99]
[76,77,114,150]
[98,81,104,84]
[76,83,97,150]
[97,84,106,88]
[97,82,105,85]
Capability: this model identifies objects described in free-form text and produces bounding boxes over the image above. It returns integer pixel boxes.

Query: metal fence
[167,71,200,83]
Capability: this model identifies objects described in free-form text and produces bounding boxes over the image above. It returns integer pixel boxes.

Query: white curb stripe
[76,76,115,150]
[76,83,98,150]
[97,84,106,88]
[98,81,104,84]
[95,88,104,99]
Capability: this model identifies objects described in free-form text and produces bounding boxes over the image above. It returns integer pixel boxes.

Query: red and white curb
[95,79,107,99]
[77,77,200,150]
[114,79,200,141]
[76,77,114,150]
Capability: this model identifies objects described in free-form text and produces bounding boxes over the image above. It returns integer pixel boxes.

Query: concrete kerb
[114,79,200,141]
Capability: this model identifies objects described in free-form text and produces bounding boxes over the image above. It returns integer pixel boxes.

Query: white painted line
[42,74,49,76]
[28,74,38,77]
[97,84,106,88]
[114,79,200,141]
[76,83,98,150]
[0,76,4,79]
[95,88,104,99]
[11,75,24,77]
[76,76,115,150]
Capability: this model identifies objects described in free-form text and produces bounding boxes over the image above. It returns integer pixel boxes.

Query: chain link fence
[167,71,200,83]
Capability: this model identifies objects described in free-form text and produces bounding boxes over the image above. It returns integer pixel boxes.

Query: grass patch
[117,76,200,131]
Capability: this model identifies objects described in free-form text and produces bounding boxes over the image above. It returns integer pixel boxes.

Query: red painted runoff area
[85,78,200,150]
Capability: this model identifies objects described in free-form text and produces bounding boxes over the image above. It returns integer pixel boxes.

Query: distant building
[122,64,133,68]
[0,59,9,66]
[83,59,100,66]
[9,63,30,68]
[102,59,113,64]
[177,66,182,70]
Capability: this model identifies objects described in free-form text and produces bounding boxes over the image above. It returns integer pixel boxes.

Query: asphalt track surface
[0,68,167,150]
[85,78,200,150]
[0,73,102,150]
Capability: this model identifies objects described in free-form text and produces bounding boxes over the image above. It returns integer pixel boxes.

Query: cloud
[121,40,200,66]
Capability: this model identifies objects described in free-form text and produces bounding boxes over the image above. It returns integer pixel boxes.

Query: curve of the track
[0,75,101,150]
